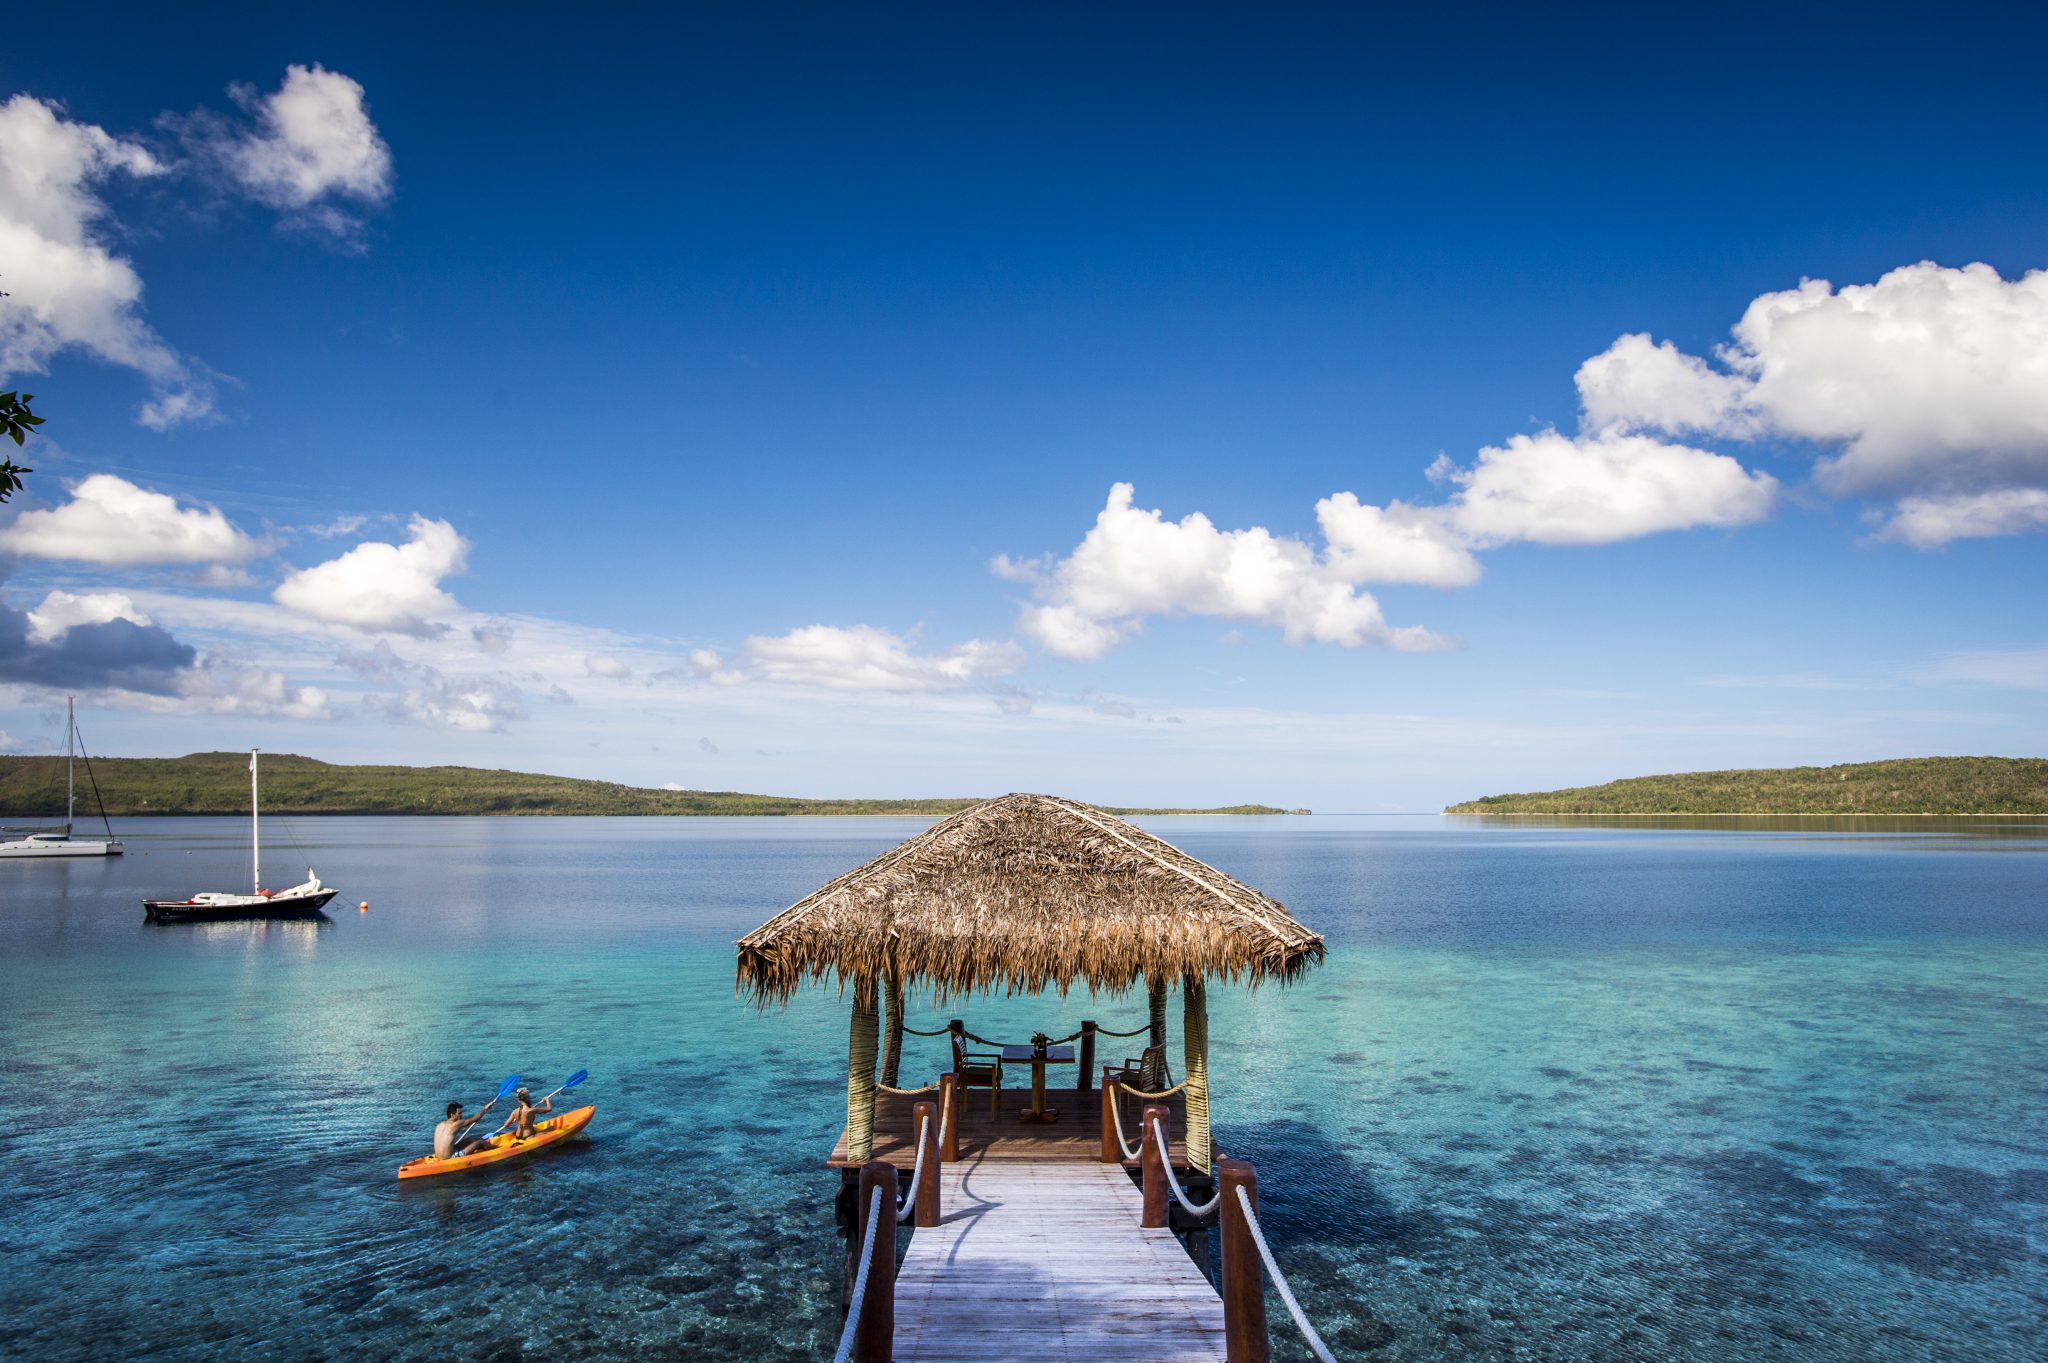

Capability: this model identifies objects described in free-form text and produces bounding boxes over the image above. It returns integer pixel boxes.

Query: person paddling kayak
[496,1086,552,1140]
[434,1102,492,1160]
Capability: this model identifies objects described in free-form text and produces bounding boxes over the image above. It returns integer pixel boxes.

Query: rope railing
[900,1024,952,1036]
[948,1022,1146,1048]
[1150,1117,1219,1218]
[1118,1079,1188,1100]
[1235,1182,1339,1363]
[831,1184,885,1363]
[896,1115,931,1224]
[956,1027,1086,1048]
[1107,1088,1143,1161]
[876,1080,939,1096]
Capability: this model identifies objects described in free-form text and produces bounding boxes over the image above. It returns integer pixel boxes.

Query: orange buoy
[359,901,369,912]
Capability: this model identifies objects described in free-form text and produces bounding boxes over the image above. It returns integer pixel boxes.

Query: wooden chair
[1121,1043,1173,1092]
[950,1028,1005,1117]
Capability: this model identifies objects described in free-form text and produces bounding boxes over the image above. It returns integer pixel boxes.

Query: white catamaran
[0,697,123,859]
[143,749,337,922]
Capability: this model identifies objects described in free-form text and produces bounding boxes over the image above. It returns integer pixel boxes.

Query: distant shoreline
[1445,757,2045,817]
[0,751,1292,819]
[1446,811,2045,819]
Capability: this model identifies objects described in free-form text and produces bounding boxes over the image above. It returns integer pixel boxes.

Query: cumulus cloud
[1012,483,1458,660]
[1578,261,2048,544]
[204,65,393,239]
[168,659,329,720]
[1878,488,2048,548]
[1,583,327,717]
[24,588,151,644]
[685,625,1026,692]
[1012,444,1774,659]
[0,95,214,425]
[0,474,260,564]
[1431,431,1777,546]
[0,595,194,693]
[584,653,630,679]
[273,515,466,634]
[368,669,525,732]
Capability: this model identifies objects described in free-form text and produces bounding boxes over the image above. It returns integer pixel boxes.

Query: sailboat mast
[66,696,75,837]
[251,749,261,894]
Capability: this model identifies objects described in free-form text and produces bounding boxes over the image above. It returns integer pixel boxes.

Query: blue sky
[2,4,2045,808]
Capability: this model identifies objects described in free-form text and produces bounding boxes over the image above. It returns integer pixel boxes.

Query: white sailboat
[143,749,337,922]
[0,697,123,859]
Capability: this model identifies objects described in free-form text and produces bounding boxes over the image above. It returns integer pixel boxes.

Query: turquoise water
[1,815,2044,1361]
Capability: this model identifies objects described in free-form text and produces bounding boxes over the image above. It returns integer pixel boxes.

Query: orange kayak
[397,1104,595,1179]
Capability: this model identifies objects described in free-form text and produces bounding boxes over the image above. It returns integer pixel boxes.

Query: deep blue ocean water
[1,814,2044,1362]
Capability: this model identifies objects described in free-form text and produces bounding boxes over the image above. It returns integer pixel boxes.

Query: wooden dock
[893,1158,1226,1362]
[829,1085,1198,1171]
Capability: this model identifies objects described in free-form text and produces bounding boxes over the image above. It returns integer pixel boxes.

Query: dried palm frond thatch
[735,792,1323,1003]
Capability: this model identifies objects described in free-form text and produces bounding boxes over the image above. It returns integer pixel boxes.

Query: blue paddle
[453,1073,520,1145]
[484,1069,589,1140]
[538,1069,588,1105]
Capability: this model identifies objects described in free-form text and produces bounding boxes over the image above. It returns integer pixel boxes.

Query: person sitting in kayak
[433,1102,492,1160]
[498,1086,553,1141]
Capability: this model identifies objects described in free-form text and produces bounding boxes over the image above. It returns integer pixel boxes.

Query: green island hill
[1445,756,2048,815]
[0,751,1289,818]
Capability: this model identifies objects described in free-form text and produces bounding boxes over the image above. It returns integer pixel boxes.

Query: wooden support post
[854,1160,898,1363]
[1140,1105,1169,1228]
[911,1100,941,1227]
[937,1071,959,1161]
[1099,1070,1121,1163]
[1218,1159,1270,1363]
[1078,1019,1097,1091]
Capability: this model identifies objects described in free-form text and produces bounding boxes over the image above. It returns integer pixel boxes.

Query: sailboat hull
[0,836,122,858]
[143,887,338,923]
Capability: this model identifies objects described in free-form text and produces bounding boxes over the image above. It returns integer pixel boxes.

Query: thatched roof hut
[735,792,1323,1167]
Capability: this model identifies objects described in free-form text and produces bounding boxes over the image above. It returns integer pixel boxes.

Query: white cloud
[1878,488,2048,548]
[1009,448,1767,662]
[371,670,525,733]
[1578,261,2048,544]
[0,95,214,425]
[24,589,151,644]
[1013,483,1451,660]
[171,661,329,720]
[1315,494,1480,587]
[273,515,466,635]
[1576,332,1756,438]
[219,65,393,237]
[306,514,368,539]
[1433,430,1777,546]
[584,653,631,679]
[0,474,260,564]
[711,625,1027,692]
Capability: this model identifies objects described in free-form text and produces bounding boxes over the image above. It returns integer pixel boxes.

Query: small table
[1002,1045,1075,1123]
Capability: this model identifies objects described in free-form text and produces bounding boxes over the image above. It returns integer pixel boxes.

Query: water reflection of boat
[143,750,339,923]
[155,916,333,940]
[0,698,122,859]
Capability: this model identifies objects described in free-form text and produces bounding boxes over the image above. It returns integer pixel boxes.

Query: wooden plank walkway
[893,1158,1226,1362]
